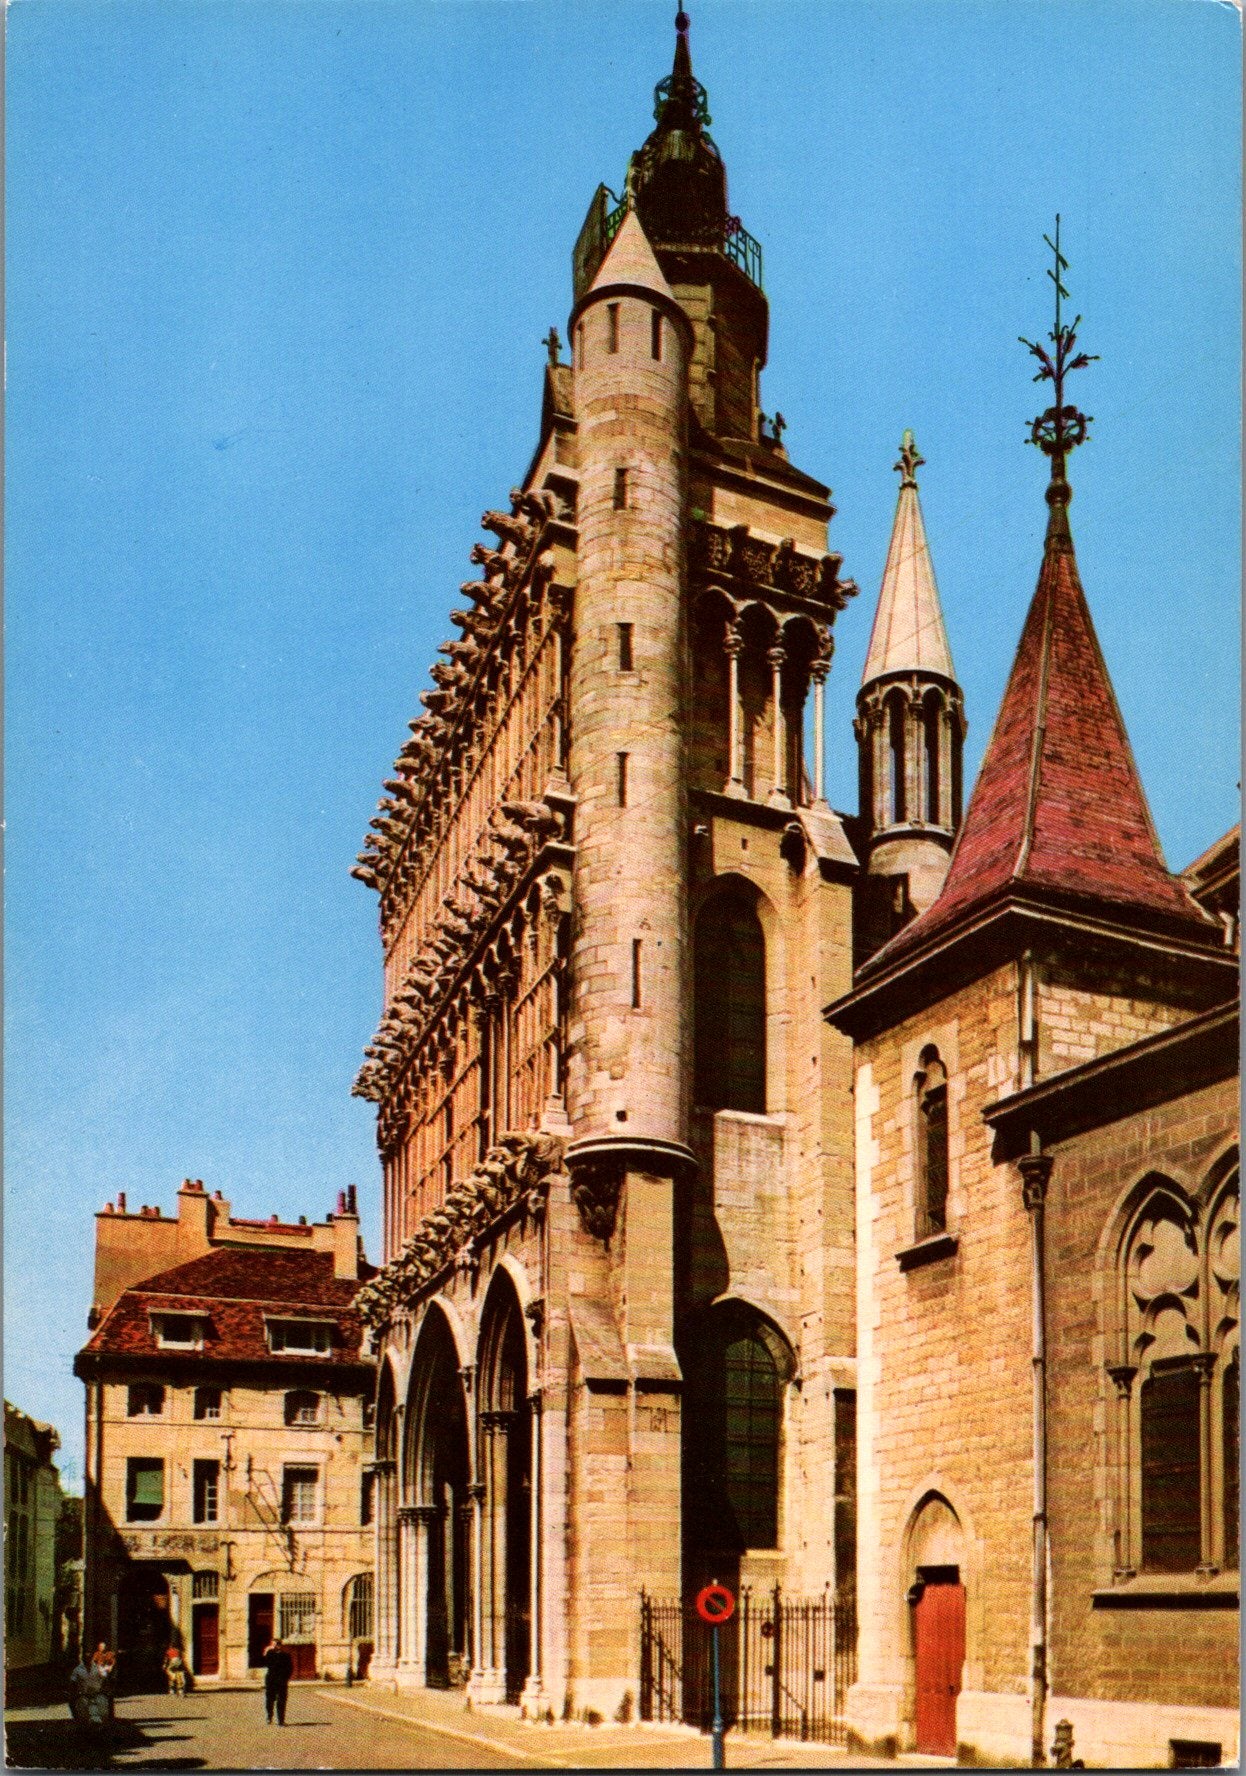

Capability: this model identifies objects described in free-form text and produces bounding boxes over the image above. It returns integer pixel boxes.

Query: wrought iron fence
[640,1587,856,1745]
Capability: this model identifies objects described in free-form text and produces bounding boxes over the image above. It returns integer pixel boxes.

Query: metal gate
[640,1588,857,1745]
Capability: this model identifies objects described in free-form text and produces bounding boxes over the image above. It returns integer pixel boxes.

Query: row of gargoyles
[352,806,567,1102]
[355,1132,566,1328]
[350,489,561,899]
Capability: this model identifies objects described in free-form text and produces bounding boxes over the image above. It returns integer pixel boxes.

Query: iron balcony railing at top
[603,199,764,292]
[640,1586,857,1746]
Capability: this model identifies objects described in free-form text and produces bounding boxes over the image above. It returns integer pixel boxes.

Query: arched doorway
[477,1274,532,1703]
[905,1493,966,1758]
[410,1309,471,1687]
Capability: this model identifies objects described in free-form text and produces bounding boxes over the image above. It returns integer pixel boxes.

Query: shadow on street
[4,1712,207,1772]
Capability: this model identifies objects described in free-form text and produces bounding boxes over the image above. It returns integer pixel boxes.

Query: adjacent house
[74,1179,376,1688]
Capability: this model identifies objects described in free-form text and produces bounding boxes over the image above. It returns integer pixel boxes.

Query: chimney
[117,1192,127,1214]
[331,1188,360,1281]
[177,1177,213,1257]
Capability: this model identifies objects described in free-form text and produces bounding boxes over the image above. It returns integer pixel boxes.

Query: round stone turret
[564,209,695,1174]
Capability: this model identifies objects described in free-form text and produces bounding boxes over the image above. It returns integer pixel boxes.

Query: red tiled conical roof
[866,503,1215,970]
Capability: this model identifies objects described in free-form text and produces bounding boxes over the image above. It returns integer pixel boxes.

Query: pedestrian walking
[164,1644,187,1697]
[261,1637,294,1725]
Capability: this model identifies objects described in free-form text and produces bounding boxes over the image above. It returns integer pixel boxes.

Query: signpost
[695,1582,736,1770]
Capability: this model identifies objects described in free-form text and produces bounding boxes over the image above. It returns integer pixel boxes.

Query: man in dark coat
[261,1638,294,1725]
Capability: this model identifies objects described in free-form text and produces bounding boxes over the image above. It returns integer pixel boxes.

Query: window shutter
[131,1461,164,1507]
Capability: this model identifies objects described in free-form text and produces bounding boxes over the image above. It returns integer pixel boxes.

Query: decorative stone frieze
[690,518,858,614]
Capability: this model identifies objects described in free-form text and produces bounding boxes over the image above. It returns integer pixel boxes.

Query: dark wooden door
[192,1604,219,1676]
[289,1641,317,1679]
[248,1594,273,1668]
[913,1579,965,1756]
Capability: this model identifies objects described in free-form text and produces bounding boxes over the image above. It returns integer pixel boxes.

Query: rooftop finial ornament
[1019,215,1098,513]
[895,429,924,488]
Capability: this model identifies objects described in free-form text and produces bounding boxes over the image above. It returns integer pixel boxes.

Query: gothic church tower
[353,11,863,1724]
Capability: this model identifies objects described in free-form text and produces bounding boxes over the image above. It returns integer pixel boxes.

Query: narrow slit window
[617,753,629,806]
[614,467,628,510]
[618,623,634,670]
[607,302,620,353]
[916,1048,949,1237]
[632,939,642,1009]
[651,310,663,360]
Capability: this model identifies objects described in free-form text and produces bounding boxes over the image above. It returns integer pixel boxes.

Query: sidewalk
[322,1682,897,1769]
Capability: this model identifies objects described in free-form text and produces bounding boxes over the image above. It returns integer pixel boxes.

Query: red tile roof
[78,1246,375,1367]
[865,510,1218,973]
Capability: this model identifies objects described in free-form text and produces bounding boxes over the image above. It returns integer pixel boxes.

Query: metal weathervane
[1019,215,1098,496]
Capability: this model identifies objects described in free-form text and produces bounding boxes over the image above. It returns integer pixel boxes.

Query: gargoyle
[481,508,533,550]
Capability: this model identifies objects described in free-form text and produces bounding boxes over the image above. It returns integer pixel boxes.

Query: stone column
[724,621,746,797]
[1106,1365,1137,1578]
[396,1505,419,1680]
[871,699,889,828]
[938,702,954,828]
[767,644,789,806]
[521,1388,547,1718]
[1193,1353,1219,1573]
[467,1480,486,1694]
[811,656,830,806]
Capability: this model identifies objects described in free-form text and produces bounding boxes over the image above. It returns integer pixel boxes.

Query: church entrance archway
[411,1309,471,1687]
[478,1273,532,1703]
[905,1493,967,1757]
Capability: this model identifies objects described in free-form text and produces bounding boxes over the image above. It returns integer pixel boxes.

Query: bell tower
[856,431,965,947]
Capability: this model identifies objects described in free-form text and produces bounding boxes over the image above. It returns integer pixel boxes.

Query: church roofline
[824,888,1237,1042]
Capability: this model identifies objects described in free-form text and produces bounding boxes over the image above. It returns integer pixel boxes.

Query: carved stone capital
[1106,1363,1137,1400]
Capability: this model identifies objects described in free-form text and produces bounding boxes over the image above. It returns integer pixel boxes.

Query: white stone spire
[861,431,956,686]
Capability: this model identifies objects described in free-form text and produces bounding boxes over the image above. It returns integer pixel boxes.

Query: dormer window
[150,1312,206,1350]
[266,1318,334,1356]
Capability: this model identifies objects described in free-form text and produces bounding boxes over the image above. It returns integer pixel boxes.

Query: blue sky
[5,0,1240,1486]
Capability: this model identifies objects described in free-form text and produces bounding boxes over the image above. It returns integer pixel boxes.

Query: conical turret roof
[867,513,1216,971]
[862,433,956,685]
[589,207,677,304]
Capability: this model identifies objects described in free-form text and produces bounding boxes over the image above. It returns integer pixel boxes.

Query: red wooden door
[192,1604,219,1676]
[913,1579,965,1756]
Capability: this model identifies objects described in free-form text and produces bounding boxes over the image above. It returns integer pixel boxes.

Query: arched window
[916,1048,949,1238]
[888,691,907,824]
[1111,1165,1239,1577]
[683,1306,790,1557]
[923,694,942,825]
[694,892,766,1113]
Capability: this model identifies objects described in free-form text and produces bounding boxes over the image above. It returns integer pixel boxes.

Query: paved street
[4,1685,514,1771]
[6,1684,896,1771]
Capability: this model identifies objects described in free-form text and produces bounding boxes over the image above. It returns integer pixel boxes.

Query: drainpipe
[1020,1143,1052,1767]
[1017,951,1050,1766]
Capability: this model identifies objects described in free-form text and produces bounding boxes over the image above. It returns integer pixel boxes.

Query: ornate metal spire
[895,429,924,488]
[1019,216,1098,524]
[653,8,711,130]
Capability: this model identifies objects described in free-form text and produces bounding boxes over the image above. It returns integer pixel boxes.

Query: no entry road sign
[695,1582,736,1625]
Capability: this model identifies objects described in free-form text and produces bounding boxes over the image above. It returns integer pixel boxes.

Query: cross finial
[1019,215,1099,511]
[895,429,924,488]
[542,327,562,367]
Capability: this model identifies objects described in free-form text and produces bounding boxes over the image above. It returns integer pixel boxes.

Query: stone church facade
[349,14,1238,1760]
